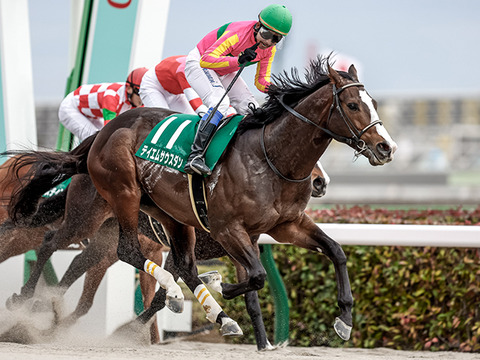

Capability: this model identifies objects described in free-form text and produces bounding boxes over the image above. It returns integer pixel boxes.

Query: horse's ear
[348,65,359,82]
[328,66,343,86]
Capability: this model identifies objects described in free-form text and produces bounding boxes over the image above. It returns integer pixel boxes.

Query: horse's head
[326,65,397,166]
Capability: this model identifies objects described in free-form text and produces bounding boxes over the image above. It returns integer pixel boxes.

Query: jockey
[58,67,148,141]
[139,55,209,115]
[183,4,293,175]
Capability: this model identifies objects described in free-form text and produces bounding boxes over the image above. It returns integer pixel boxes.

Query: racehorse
[2,159,327,349]
[0,159,166,343]
[6,57,397,340]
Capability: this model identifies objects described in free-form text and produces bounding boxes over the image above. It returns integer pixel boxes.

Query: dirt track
[1,340,480,360]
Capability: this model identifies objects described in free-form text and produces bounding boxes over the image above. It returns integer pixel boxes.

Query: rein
[262,82,383,182]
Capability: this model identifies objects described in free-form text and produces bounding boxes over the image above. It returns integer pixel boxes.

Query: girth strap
[187,174,210,232]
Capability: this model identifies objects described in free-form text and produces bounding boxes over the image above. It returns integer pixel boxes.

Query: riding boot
[184,108,223,176]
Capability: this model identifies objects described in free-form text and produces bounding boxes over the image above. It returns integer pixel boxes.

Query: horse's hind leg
[89,148,183,312]
[6,176,112,308]
[61,248,118,325]
[268,214,353,341]
[57,218,117,291]
[136,252,176,327]
[164,222,242,336]
[138,233,165,344]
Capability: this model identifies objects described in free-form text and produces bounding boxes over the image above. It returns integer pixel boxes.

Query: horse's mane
[237,55,354,134]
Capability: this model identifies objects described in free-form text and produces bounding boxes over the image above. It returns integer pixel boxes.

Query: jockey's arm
[254,47,276,93]
[102,108,117,125]
[101,90,121,125]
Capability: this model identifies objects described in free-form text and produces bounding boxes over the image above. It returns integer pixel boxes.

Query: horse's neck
[265,92,332,177]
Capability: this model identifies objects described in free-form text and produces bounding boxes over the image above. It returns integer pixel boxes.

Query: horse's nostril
[377,142,391,156]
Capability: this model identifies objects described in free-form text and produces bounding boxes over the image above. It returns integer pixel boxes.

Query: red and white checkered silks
[72,82,131,119]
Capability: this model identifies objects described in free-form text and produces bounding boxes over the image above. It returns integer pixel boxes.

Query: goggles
[258,26,283,43]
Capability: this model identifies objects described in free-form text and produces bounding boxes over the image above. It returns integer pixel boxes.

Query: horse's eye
[347,103,359,111]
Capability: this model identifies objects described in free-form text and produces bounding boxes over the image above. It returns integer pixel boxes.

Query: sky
[28,0,480,103]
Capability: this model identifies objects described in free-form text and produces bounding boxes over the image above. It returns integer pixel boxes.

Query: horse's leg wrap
[193,284,243,336]
[194,284,222,323]
[198,270,223,294]
[144,260,184,313]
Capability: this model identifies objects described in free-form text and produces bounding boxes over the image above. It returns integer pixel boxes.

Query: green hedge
[221,206,480,352]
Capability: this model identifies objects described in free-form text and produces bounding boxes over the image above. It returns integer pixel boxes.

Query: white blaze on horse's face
[359,90,398,160]
[316,160,330,185]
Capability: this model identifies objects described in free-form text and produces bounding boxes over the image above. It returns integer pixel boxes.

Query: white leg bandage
[144,260,183,299]
[194,284,223,323]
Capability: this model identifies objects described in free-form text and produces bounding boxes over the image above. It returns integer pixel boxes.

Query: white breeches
[58,92,102,142]
[139,68,196,114]
[185,47,258,116]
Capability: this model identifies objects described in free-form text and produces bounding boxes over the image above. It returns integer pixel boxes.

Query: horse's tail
[29,187,68,227]
[3,133,97,223]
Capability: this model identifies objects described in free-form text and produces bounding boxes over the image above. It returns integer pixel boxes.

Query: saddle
[135,113,244,231]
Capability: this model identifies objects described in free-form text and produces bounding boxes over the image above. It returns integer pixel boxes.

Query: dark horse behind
[5,56,397,342]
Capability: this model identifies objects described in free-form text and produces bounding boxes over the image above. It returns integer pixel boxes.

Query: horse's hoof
[198,270,223,294]
[5,293,26,311]
[220,319,243,337]
[258,340,278,351]
[165,295,184,314]
[334,317,352,341]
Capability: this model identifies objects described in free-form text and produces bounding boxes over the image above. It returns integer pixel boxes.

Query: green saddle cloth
[42,177,71,198]
[135,114,243,173]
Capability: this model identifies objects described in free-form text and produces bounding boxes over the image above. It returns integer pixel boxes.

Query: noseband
[262,82,383,182]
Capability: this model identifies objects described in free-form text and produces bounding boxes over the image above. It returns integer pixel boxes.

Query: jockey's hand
[238,43,259,65]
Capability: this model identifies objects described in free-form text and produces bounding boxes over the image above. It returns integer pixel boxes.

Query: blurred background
[27,0,480,204]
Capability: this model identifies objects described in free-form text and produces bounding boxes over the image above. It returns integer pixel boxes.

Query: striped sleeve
[254,46,276,93]
[199,31,240,72]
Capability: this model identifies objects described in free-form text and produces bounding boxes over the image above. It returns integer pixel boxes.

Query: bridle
[261,81,383,182]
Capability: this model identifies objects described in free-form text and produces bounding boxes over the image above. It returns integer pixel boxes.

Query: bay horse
[0,159,166,343]
[2,158,327,349]
[6,57,397,340]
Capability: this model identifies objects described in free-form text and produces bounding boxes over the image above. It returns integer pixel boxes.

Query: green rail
[260,244,290,344]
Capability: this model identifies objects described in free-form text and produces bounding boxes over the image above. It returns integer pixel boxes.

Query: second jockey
[58,67,148,141]
[139,55,208,116]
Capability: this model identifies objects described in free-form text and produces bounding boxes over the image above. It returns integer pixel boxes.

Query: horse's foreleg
[210,227,266,300]
[268,214,353,341]
[6,229,60,309]
[230,252,272,351]
[0,225,45,263]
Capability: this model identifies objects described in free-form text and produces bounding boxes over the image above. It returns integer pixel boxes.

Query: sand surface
[0,300,478,360]
[1,340,480,360]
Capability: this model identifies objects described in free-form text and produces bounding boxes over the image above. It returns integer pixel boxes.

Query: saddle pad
[135,113,243,173]
[42,177,72,198]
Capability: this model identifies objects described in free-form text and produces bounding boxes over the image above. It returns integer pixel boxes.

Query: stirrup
[190,156,211,176]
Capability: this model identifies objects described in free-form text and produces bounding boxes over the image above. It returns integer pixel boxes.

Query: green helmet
[258,4,292,36]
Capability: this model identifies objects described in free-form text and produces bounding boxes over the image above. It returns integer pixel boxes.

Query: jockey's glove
[238,43,258,65]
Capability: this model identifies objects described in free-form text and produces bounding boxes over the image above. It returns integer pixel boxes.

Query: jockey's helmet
[258,4,292,36]
[126,67,148,92]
